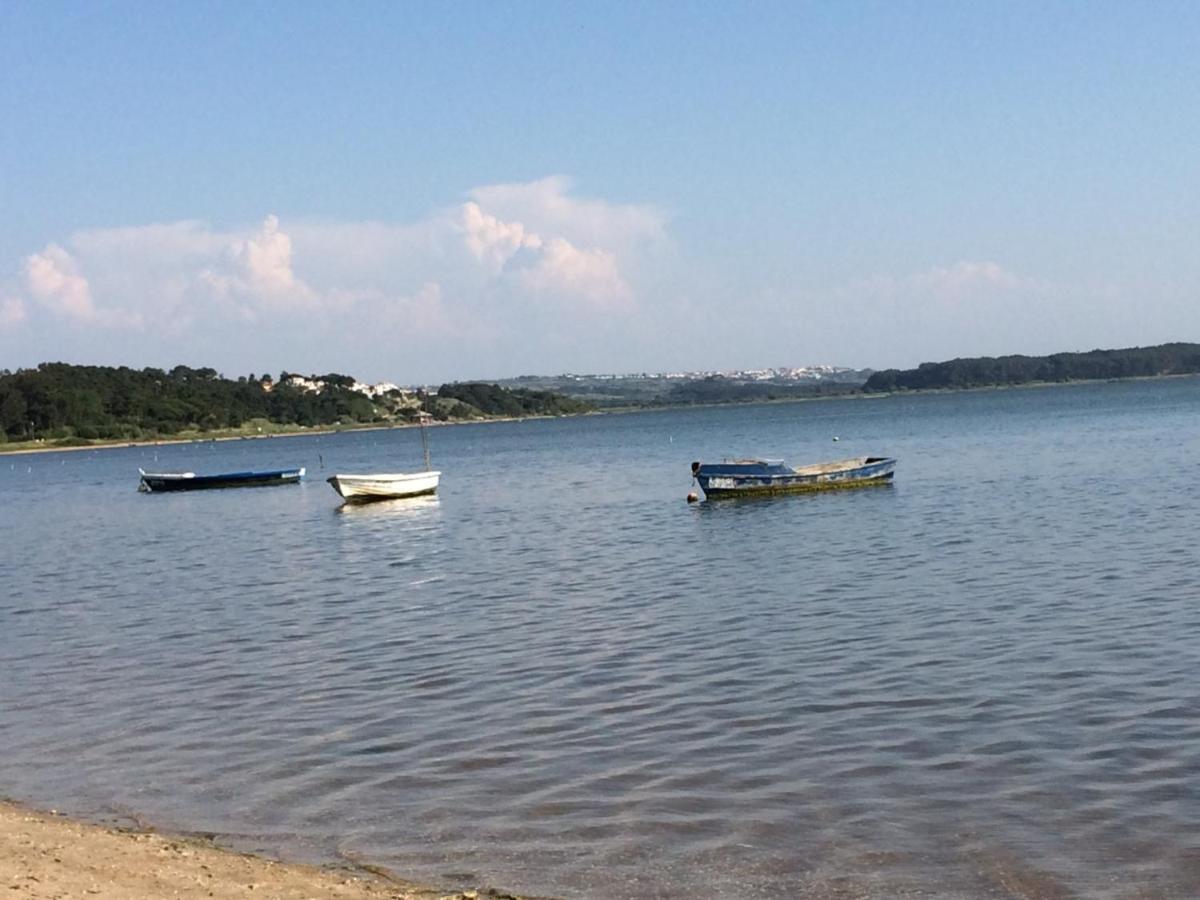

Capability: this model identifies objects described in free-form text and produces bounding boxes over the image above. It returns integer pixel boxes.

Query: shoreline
[0,798,535,900]
[0,392,870,457]
[0,412,609,457]
[0,421,426,457]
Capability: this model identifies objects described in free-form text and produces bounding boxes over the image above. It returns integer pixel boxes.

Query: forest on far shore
[0,363,592,446]
[864,343,1200,392]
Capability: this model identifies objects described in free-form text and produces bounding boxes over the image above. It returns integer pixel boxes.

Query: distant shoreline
[0,421,417,456]
[0,415,527,457]
[0,393,864,456]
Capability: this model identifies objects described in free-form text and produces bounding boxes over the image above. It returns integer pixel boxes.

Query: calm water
[4,379,1200,898]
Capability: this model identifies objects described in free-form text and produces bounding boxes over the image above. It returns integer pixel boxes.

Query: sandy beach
[0,801,530,900]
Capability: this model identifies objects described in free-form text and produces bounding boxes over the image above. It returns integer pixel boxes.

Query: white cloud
[326,281,459,336]
[460,202,541,271]
[235,214,304,295]
[7,178,671,377]
[468,176,667,254]
[72,220,226,264]
[0,296,27,330]
[25,244,96,321]
[286,218,445,289]
[16,181,661,332]
[386,282,454,333]
[201,214,317,314]
[458,190,638,309]
[23,243,144,328]
[513,238,632,309]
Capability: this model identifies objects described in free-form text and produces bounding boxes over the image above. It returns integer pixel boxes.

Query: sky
[2,2,1198,384]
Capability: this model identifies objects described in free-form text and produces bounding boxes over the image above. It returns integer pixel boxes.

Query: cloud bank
[5,178,665,378]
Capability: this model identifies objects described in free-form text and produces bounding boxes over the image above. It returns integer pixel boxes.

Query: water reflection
[334,494,442,519]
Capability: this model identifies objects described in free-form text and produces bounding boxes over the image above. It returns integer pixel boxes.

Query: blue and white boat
[138,466,305,492]
[690,456,896,498]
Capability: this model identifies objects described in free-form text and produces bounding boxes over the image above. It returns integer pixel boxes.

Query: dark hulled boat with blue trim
[690,456,896,499]
[138,466,305,492]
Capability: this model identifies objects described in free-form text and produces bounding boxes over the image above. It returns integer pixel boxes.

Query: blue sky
[2,2,1198,383]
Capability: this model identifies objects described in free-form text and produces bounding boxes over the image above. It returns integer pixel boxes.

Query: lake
[3,378,1200,898]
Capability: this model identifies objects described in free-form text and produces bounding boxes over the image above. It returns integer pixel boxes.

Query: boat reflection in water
[333,493,441,519]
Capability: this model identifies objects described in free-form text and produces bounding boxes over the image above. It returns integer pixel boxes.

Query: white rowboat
[327,470,440,502]
[327,413,440,504]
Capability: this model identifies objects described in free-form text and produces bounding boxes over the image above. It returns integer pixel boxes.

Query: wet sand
[0,800,531,900]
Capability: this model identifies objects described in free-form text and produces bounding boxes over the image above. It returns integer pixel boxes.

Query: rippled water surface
[5,379,1200,898]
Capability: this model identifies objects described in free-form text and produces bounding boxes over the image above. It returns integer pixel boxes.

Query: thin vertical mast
[420,412,431,471]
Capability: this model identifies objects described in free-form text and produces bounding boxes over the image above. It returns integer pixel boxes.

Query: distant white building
[280,374,411,400]
[282,375,323,393]
[354,381,404,398]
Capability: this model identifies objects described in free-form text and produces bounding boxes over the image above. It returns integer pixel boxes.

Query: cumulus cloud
[8,178,670,375]
[234,215,304,295]
[512,238,632,309]
[469,176,667,254]
[23,243,144,328]
[201,214,316,314]
[25,244,96,321]
[458,191,637,309]
[460,202,541,271]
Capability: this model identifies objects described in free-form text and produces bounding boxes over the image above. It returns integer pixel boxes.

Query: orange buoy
[686,491,699,503]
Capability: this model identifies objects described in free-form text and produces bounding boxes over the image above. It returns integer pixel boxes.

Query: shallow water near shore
[4,378,1200,898]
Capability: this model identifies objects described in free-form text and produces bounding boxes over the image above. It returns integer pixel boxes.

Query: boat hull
[693,456,895,498]
[327,471,440,503]
[139,467,305,492]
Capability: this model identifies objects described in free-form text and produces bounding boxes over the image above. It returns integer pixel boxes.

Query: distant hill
[0,363,591,447]
[434,382,592,418]
[865,343,1200,392]
[494,369,873,407]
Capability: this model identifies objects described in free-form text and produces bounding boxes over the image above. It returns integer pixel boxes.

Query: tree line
[0,364,398,443]
[864,343,1200,392]
[662,376,860,405]
[435,382,593,418]
[0,364,592,445]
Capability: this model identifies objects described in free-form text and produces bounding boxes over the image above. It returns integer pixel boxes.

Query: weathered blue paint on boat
[138,467,305,492]
[690,456,896,498]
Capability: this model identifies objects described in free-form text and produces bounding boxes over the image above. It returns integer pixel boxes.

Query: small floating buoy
[686,491,699,503]
[832,436,840,442]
